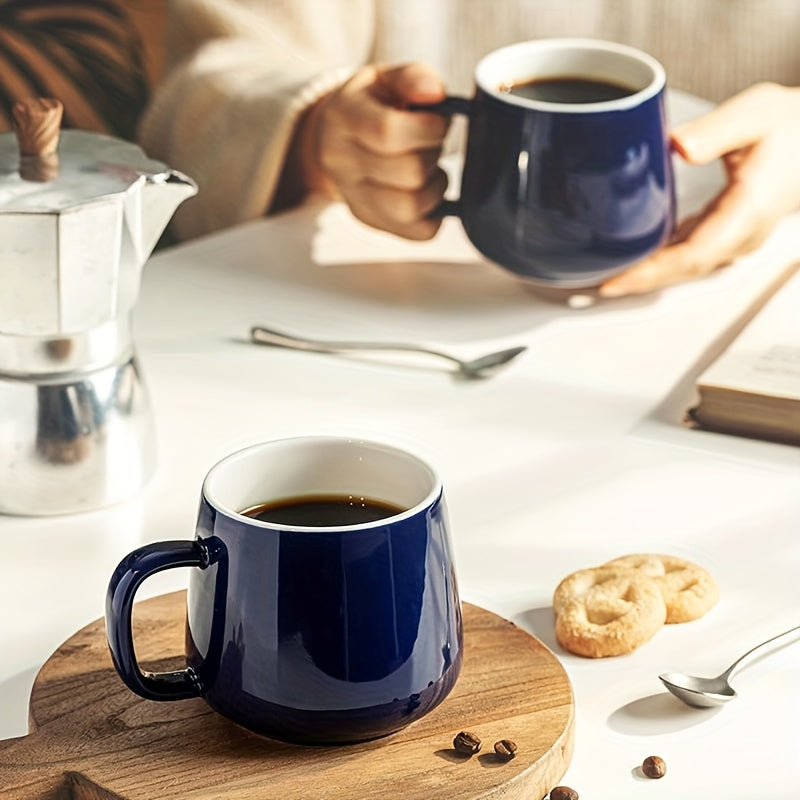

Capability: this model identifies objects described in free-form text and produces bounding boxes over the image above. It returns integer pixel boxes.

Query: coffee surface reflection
[502,75,635,103]
[241,494,404,526]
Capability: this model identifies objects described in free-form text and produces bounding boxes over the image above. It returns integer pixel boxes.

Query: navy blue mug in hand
[106,437,463,744]
[422,38,675,287]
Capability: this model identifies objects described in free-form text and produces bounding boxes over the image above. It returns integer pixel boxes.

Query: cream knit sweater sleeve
[138,0,373,241]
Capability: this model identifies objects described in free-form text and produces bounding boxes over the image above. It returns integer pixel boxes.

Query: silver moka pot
[0,99,197,515]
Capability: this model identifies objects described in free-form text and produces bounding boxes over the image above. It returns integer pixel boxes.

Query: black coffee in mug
[241,494,404,526]
[503,75,635,104]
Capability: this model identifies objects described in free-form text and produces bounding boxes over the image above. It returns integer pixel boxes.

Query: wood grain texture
[0,592,573,799]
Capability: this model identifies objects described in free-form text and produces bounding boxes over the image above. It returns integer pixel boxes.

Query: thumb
[671,82,796,164]
[375,62,446,106]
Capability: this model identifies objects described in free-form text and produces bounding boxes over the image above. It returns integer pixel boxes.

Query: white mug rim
[202,436,442,533]
[475,37,666,113]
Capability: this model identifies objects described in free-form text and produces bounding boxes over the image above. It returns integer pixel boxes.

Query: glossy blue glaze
[185,490,462,743]
[457,85,675,285]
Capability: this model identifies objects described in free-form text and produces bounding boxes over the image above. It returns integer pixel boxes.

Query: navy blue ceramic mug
[422,38,675,287]
[106,437,463,744]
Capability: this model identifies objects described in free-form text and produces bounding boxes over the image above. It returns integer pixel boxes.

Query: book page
[697,267,800,400]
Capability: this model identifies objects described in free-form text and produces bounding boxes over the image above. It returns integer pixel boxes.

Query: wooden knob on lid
[11,97,63,181]
[12,97,63,155]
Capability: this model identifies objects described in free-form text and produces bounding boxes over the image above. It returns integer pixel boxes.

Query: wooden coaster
[0,592,574,799]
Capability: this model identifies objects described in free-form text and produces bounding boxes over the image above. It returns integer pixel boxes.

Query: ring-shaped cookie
[604,554,719,623]
[553,567,667,657]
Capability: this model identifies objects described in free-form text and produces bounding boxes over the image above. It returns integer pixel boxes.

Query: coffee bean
[549,787,579,800]
[493,739,517,760]
[642,755,666,779]
[452,730,481,756]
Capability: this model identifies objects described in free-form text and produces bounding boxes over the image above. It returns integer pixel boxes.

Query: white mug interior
[203,437,440,530]
[475,38,666,112]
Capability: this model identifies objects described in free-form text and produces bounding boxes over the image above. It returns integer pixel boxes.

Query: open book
[689,265,800,446]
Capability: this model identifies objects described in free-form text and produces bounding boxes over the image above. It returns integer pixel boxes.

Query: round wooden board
[0,592,574,800]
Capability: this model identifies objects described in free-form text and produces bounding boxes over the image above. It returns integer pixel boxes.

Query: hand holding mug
[600,82,800,296]
[301,39,675,288]
[297,62,450,240]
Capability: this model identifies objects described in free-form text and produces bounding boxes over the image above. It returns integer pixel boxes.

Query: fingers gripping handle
[105,540,210,701]
[409,96,471,218]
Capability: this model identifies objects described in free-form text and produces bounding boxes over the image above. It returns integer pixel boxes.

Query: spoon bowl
[450,345,528,377]
[659,624,800,708]
[658,672,737,708]
[250,325,526,378]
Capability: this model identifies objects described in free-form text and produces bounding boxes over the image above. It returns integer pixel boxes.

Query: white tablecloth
[1,91,799,798]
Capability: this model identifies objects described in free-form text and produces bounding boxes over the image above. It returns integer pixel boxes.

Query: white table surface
[1,92,799,798]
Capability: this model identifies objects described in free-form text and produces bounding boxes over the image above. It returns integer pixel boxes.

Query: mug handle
[408,96,472,218]
[105,539,211,701]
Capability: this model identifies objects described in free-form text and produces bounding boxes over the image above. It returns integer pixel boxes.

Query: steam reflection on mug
[105,437,463,744]
[419,38,675,287]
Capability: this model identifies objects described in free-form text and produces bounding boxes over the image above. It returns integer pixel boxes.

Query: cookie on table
[553,566,667,658]
[603,553,719,623]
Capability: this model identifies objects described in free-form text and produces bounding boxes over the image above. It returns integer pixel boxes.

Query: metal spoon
[659,624,800,708]
[250,325,526,378]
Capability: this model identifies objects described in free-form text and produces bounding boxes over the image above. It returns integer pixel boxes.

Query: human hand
[599,82,800,297]
[299,62,450,240]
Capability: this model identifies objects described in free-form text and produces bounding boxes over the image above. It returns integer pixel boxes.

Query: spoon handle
[723,624,800,681]
[250,325,463,367]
